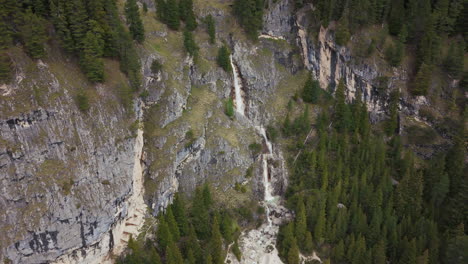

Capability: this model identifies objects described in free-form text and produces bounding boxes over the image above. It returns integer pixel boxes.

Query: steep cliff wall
[0,47,142,263]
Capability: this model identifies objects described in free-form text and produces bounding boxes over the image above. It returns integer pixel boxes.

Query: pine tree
[334,79,351,132]
[202,183,212,208]
[304,231,313,253]
[287,239,300,264]
[412,63,432,96]
[68,0,89,51]
[280,222,295,258]
[399,238,417,264]
[186,248,196,264]
[191,187,211,239]
[156,218,173,250]
[332,239,345,261]
[155,0,167,22]
[171,193,189,236]
[217,46,231,72]
[166,243,184,264]
[81,27,104,82]
[183,30,198,58]
[385,90,399,135]
[314,206,326,245]
[373,239,386,264]
[302,75,320,104]
[165,207,180,242]
[20,9,47,59]
[205,15,216,44]
[210,215,224,264]
[187,224,203,263]
[335,19,351,46]
[125,0,145,43]
[233,0,264,39]
[166,0,180,30]
[179,0,197,31]
[444,40,464,79]
[295,198,308,249]
[0,19,11,49]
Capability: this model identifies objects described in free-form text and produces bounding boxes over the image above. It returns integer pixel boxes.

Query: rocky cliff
[1,0,460,263]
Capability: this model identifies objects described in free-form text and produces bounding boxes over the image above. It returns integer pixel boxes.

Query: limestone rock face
[0,58,140,263]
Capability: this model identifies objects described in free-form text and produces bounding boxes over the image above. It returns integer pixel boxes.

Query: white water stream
[226,57,284,264]
[230,55,246,116]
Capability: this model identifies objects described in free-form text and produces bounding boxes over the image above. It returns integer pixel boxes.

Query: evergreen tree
[334,79,351,132]
[302,75,320,104]
[20,8,47,59]
[304,231,313,253]
[399,238,417,264]
[183,30,198,58]
[233,0,264,39]
[0,19,11,49]
[81,27,104,82]
[385,90,399,135]
[210,215,224,264]
[217,45,231,72]
[155,0,167,22]
[68,0,89,51]
[165,207,181,242]
[444,40,464,79]
[171,193,189,236]
[166,0,180,30]
[186,248,196,264]
[373,239,386,264]
[314,206,326,245]
[287,239,300,264]
[179,0,197,31]
[335,19,351,46]
[202,183,212,207]
[191,187,211,239]
[125,0,145,43]
[156,218,173,250]
[412,63,432,96]
[295,198,308,249]
[166,243,184,264]
[333,239,345,261]
[205,15,216,44]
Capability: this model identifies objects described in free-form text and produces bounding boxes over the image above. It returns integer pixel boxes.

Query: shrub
[151,59,162,74]
[76,92,90,112]
[225,98,234,118]
[248,143,262,155]
[232,241,242,261]
[266,125,278,142]
[245,166,253,178]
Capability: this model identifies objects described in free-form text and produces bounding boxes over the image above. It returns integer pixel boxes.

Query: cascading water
[230,55,246,116]
[226,56,286,264]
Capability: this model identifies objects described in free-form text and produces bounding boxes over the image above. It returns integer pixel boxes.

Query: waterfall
[226,57,285,264]
[230,55,246,116]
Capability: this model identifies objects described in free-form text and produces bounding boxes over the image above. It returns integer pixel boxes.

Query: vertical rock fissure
[52,100,147,264]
